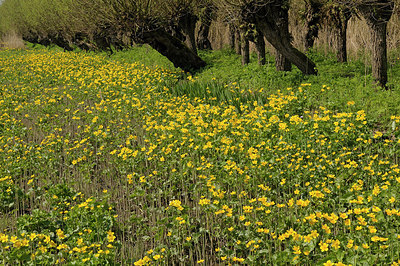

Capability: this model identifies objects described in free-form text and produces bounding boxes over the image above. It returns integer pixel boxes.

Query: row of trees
[0,0,397,87]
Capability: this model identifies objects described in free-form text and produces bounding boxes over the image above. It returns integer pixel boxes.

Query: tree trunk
[357,1,394,88]
[235,28,241,55]
[275,49,292,71]
[228,24,235,50]
[51,33,74,52]
[252,2,317,75]
[240,26,250,65]
[197,23,212,50]
[255,31,266,65]
[327,6,351,63]
[73,32,96,51]
[371,23,388,88]
[178,13,198,54]
[197,5,213,50]
[142,29,206,72]
[335,25,348,63]
[304,0,322,51]
[334,12,350,63]
[166,24,185,42]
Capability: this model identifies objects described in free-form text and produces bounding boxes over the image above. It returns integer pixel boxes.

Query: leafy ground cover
[1,47,400,265]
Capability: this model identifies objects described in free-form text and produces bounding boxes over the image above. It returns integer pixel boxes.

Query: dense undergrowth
[1,46,400,265]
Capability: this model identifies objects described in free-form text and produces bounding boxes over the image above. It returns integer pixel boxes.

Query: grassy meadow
[1,45,400,265]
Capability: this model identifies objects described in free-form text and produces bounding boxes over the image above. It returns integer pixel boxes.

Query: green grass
[109,45,176,70]
[107,45,400,128]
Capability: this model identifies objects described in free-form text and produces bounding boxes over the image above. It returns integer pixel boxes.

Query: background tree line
[0,0,398,88]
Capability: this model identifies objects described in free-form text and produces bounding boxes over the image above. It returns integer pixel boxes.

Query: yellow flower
[369,226,377,234]
[0,234,8,243]
[371,236,380,242]
[269,115,280,123]
[323,260,334,266]
[374,131,383,139]
[169,200,184,211]
[331,239,340,250]
[279,122,288,131]
[56,229,66,240]
[107,231,116,242]
[310,230,319,238]
[322,223,331,234]
[57,243,68,250]
[346,240,354,248]
[292,245,301,255]
[199,198,210,206]
[319,242,329,252]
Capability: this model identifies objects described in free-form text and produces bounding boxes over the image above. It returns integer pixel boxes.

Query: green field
[1,46,400,265]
